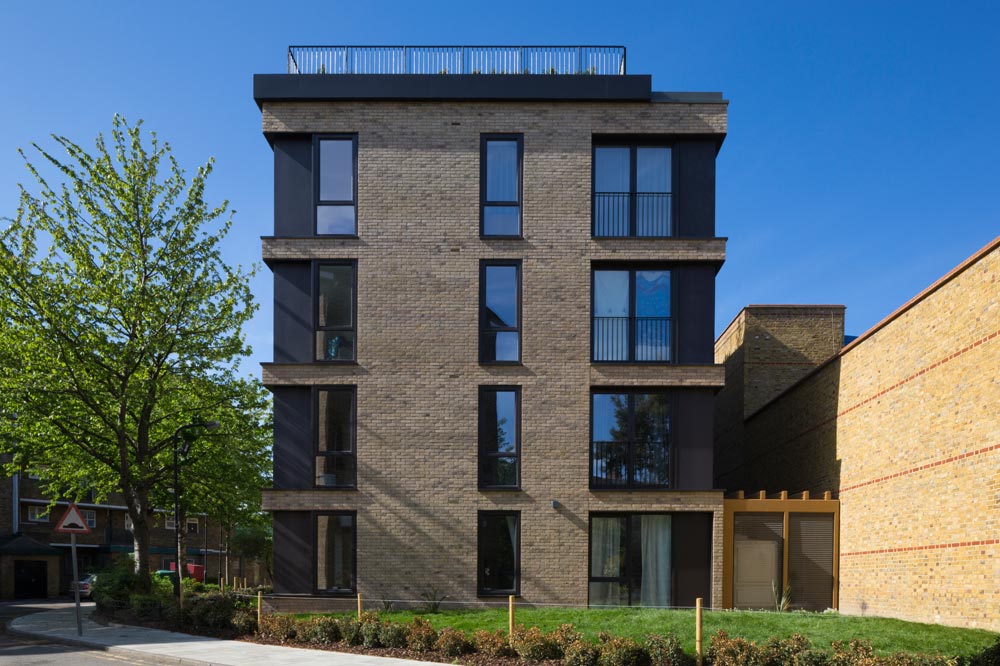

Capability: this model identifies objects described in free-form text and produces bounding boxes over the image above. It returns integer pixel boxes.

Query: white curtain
[640,515,671,607]
[590,517,622,605]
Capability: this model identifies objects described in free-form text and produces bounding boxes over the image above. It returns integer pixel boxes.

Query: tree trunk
[126,490,152,593]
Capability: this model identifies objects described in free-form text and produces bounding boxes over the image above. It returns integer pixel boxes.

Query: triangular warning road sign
[55,503,92,534]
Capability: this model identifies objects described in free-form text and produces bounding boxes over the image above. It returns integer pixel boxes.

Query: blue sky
[1,1,997,376]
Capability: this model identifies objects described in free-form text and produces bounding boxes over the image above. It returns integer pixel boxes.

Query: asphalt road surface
[0,601,160,666]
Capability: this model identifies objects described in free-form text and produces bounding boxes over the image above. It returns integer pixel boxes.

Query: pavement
[7,603,441,666]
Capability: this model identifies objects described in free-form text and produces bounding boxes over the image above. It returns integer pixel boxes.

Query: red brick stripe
[842,539,1000,557]
[840,443,1000,493]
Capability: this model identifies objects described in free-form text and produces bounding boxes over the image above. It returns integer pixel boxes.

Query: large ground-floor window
[478,511,519,596]
[589,512,712,608]
[315,512,356,594]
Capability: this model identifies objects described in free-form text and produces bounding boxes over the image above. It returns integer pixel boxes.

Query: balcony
[287,45,626,76]
[594,192,673,237]
[591,439,670,489]
[592,316,672,362]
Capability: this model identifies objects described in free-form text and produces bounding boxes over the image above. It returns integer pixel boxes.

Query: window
[124,515,133,532]
[187,517,199,534]
[165,516,176,530]
[593,145,672,237]
[590,513,672,606]
[481,135,523,237]
[591,390,671,489]
[479,386,520,488]
[592,267,671,362]
[478,511,519,595]
[316,262,357,361]
[315,135,358,235]
[82,509,97,529]
[315,387,357,488]
[27,506,48,522]
[480,261,521,363]
[315,512,356,594]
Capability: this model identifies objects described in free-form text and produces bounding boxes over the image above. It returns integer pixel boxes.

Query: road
[0,601,160,666]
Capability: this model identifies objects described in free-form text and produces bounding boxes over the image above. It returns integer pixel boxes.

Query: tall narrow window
[593,145,672,237]
[592,267,671,362]
[479,386,520,488]
[316,136,358,235]
[316,262,356,361]
[316,387,357,488]
[481,135,523,237]
[591,390,671,489]
[478,511,520,595]
[480,261,521,363]
[315,512,356,594]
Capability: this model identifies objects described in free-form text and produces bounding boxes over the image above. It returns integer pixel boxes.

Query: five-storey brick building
[256,46,728,608]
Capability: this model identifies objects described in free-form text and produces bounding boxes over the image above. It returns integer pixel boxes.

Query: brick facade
[715,237,1000,630]
[259,84,728,609]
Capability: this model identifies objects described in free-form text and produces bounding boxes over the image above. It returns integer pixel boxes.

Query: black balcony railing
[592,316,671,362]
[591,440,670,489]
[287,45,626,75]
[594,192,673,237]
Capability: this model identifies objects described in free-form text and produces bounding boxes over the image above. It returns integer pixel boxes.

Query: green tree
[0,116,261,587]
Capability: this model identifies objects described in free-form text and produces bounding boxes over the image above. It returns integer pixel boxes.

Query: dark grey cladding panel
[254,73,652,103]
[675,140,717,238]
[675,389,715,490]
[675,264,716,365]
[272,387,312,490]
[272,511,313,593]
[274,137,313,237]
[273,263,312,364]
[671,512,713,607]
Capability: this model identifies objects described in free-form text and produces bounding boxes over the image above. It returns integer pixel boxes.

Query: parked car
[71,574,97,599]
[153,569,177,583]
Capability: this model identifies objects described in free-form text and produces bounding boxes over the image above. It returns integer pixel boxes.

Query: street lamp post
[172,419,220,608]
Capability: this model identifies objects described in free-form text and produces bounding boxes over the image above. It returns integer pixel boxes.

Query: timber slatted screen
[788,513,834,611]
[733,513,783,609]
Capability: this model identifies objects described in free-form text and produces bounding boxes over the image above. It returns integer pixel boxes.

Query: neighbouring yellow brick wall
[733,238,1000,630]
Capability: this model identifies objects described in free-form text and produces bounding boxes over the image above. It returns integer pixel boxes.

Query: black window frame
[589,388,674,490]
[479,259,522,364]
[314,134,359,238]
[312,510,358,596]
[477,510,521,597]
[480,134,524,239]
[591,139,675,238]
[591,264,675,363]
[312,385,358,490]
[478,385,522,490]
[588,511,672,607]
[314,260,358,363]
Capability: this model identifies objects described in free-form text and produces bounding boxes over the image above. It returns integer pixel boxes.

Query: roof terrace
[287,45,626,75]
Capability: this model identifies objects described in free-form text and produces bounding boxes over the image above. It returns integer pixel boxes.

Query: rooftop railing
[287,45,626,75]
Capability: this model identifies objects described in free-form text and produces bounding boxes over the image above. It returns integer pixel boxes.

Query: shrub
[597,632,614,644]
[300,616,341,645]
[361,620,383,648]
[378,622,409,649]
[258,614,299,643]
[879,655,961,666]
[127,593,164,621]
[598,636,651,666]
[794,650,831,666]
[552,624,584,652]
[340,619,364,646]
[565,640,602,666]
[514,626,564,661]
[407,617,438,652]
[184,593,236,631]
[474,629,517,658]
[969,640,1000,666]
[708,631,763,666]
[230,608,258,635]
[645,633,686,666]
[92,563,141,613]
[762,634,811,666]
[436,627,474,656]
[829,639,879,666]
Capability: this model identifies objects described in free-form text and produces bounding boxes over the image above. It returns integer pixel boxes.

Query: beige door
[734,540,780,609]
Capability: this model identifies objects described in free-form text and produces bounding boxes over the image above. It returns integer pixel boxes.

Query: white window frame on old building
[82,509,97,529]
[124,514,133,531]
[187,517,199,534]
[165,516,177,530]
[27,505,49,522]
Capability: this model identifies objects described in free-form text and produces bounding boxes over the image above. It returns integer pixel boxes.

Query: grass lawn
[302,607,998,657]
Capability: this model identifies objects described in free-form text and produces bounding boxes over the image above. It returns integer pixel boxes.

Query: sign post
[55,503,92,637]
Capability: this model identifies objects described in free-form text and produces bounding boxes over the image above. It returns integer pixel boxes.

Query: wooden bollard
[257,590,263,627]
[357,592,363,620]
[508,595,515,646]
[695,597,703,666]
